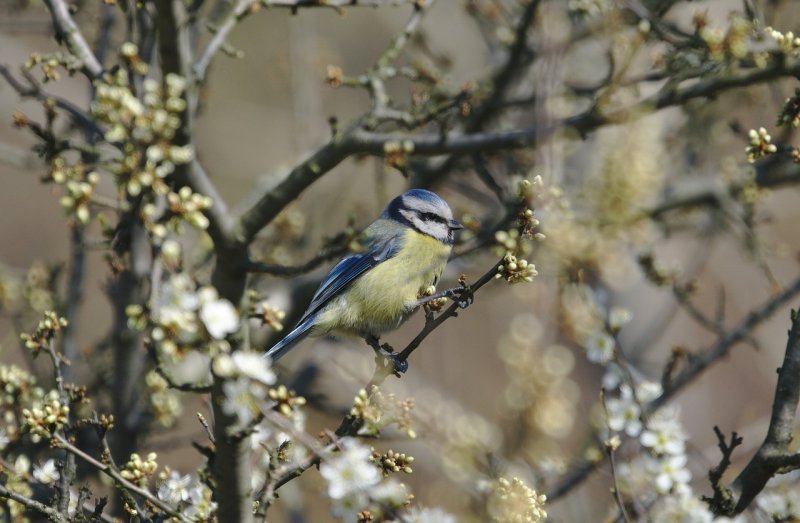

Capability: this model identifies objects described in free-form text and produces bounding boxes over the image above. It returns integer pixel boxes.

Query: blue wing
[265,229,402,361]
[296,233,401,325]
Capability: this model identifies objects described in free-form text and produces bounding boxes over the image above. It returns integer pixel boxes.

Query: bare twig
[649,276,800,413]
[193,0,257,83]
[239,56,800,240]
[42,0,103,78]
[0,64,102,137]
[704,426,743,515]
[246,239,351,276]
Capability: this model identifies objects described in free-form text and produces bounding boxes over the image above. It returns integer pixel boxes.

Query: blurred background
[3,0,800,521]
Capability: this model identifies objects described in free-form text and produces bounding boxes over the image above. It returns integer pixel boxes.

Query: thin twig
[193,0,257,83]
[42,0,103,78]
[53,434,193,523]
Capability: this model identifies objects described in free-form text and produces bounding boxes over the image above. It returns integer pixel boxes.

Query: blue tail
[264,318,315,361]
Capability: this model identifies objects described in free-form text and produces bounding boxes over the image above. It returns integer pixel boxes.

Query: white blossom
[33,459,60,485]
[585,330,615,364]
[636,380,663,403]
[199,297,239,339]
[371,480,408,506]
[221,376,264,429]
[605,385,642,436]
[402,506,458,523]
[651,493,712,523]
[232,351,276,385]
[640,407,687,456]
[158,471,192,506]
[652,454,692,493]
[330,492,370,523]
[609,306,633,330]
[755,471,800,519]
[320,438,381,500]
[0,428,9,450]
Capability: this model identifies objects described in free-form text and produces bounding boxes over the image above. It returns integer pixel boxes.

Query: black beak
[448,219,464,231]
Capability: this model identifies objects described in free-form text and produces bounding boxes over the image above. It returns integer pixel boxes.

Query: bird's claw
[366,337,408,374]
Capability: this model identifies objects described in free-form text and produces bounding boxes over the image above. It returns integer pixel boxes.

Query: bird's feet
[447,285,474,309]
[365,336,408,374]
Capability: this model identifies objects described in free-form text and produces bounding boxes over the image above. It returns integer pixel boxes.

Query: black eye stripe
[420,211,445,223]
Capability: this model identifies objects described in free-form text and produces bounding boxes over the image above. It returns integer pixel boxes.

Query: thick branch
[726,310,800,514]
[0,483,67,523]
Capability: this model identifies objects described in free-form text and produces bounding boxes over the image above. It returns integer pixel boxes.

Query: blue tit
[265,189,463,364]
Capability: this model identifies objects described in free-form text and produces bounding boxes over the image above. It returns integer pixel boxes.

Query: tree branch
[725,309,800,514]
[193,0,257,84]
[0,483,67,523]
[548,275,800,502]
[42,0,103,78]
[53,434,192,523]
[238,56,800,240]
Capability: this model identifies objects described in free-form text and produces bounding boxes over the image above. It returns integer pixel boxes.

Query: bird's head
[382,189,463,245]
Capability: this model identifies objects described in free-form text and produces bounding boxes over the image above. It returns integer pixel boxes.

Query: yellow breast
[314,229,451,336]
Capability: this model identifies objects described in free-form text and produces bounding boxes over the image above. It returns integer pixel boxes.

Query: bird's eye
[421,212,443,223]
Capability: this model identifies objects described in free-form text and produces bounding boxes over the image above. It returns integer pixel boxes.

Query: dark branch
[725,309,800,514]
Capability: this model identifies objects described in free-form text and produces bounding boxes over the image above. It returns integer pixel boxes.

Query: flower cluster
[487,476,547,523]
[602,363,711,520]
[746,127,777,163]
[0,365,42,442]
[0,456,35,519]
[372,448,414,476]
[144,370,183,427]
[496,253,538,284]
[19,310,68,355]
[46,158,100,224]
[320,438,409,522]
[383,140,415,171]
[21,389,69,440]
[498,312,579,465]
[91,46,192,197]
[140,186,212,239]
[214,351,277,432]
[767,26,800,56]
[252,299,287,331]
[350,387,416,438]
[25,50,82,81]
[699,15,752,62]
[120,452,159,486]
[156,469,217,521]
[268,384,306,416]
[132,273,240,386]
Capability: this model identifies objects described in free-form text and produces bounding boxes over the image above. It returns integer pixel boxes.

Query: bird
[264,189,464,370]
